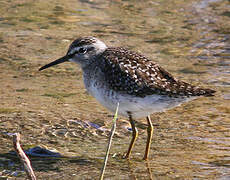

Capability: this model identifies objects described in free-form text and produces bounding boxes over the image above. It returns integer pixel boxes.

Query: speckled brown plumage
[68,36,98,53]
[99,47,215,98]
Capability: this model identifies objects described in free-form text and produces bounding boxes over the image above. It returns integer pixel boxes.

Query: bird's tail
[177,80,216,97]
[192,87,216,97]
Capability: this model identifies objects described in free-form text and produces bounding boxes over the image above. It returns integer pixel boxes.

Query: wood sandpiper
[39,36,215,160]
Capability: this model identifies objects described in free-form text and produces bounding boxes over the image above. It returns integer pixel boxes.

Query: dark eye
[78,47,87,54]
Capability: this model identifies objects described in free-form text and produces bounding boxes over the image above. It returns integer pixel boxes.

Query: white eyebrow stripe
[68,45,94,55]
[68,47,81,55]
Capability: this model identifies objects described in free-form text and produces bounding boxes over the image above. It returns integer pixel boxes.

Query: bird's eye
[78,47,87,54]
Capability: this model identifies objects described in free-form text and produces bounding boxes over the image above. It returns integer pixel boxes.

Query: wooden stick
[99,103,119,180]
[12,133,37,180]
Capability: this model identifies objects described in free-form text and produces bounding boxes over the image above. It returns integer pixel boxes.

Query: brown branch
[100,103,119,180]
[12,133,37,180]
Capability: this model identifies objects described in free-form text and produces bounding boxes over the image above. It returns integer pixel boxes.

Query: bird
[39,36,215,160]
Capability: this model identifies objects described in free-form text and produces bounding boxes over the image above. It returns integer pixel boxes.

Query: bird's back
[98,47,215,98]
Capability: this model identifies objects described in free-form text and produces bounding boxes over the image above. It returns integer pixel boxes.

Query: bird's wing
[101,47,215,97]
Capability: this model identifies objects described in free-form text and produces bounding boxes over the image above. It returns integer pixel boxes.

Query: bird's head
[39,36,107,71]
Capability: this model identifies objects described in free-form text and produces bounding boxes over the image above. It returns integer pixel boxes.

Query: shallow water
[0,0,229,179]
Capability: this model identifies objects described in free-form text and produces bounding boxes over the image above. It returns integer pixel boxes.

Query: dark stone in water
[10,146,61,157]
[25,146,61,157]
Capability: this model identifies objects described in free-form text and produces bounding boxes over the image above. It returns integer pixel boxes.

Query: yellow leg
[143,115,153,160]
[124,113,138,159]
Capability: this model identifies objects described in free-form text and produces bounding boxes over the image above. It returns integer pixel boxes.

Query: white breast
[83,76,192,119]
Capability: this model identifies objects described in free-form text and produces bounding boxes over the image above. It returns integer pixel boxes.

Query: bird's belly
[86,81,192,119]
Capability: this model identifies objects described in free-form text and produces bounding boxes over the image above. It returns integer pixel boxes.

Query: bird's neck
[81,51,105,72]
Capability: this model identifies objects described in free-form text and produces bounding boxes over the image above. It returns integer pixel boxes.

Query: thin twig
[12,133,37,180]
[99,103,119,180]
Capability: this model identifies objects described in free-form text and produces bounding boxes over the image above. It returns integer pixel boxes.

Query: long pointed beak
[39,55,70,71]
